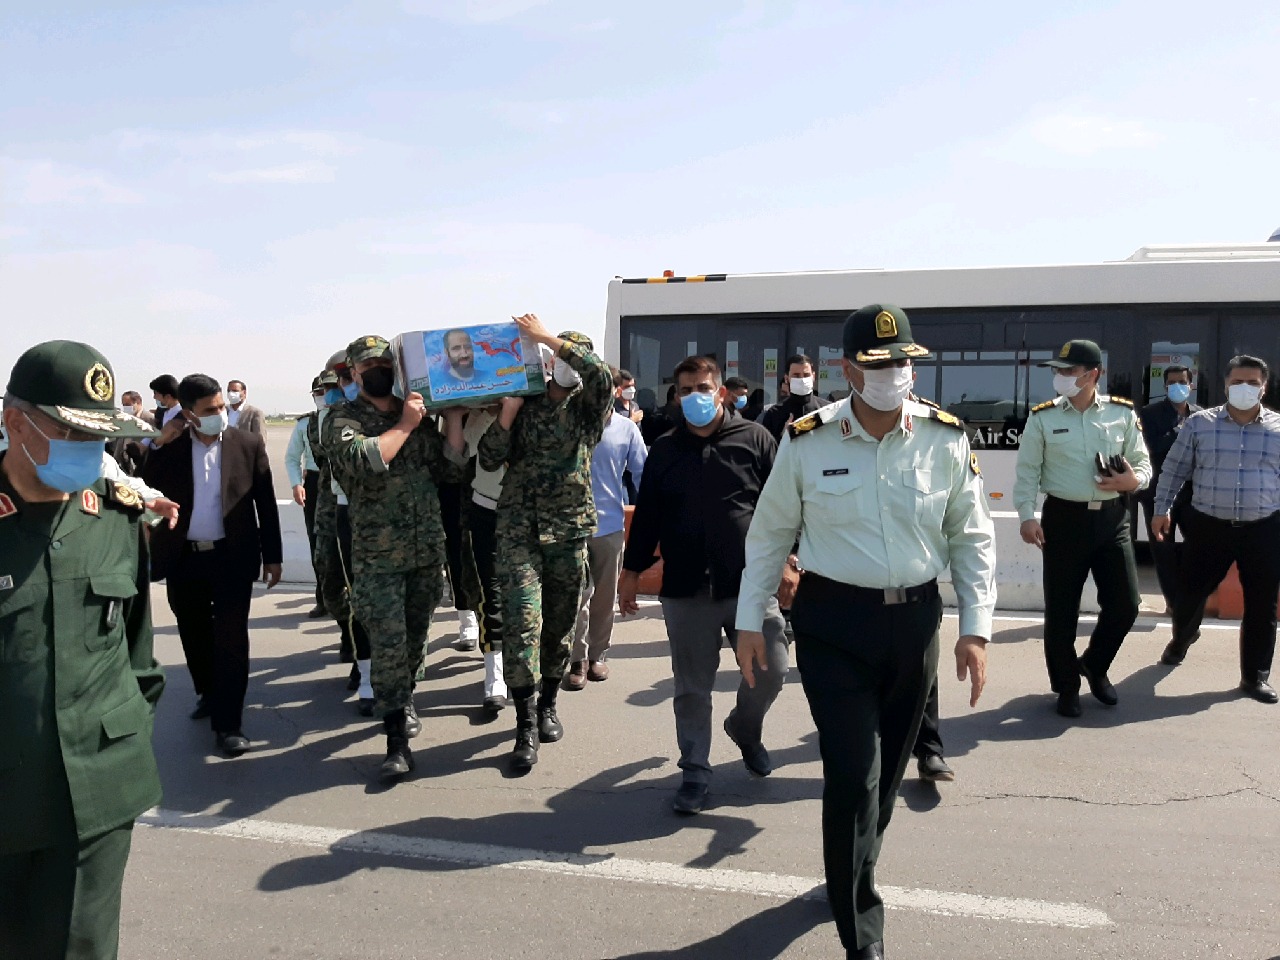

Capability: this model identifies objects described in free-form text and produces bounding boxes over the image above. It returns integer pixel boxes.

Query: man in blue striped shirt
[1152,355,1280,704]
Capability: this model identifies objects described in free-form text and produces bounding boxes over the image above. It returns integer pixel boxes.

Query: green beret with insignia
[842,304,933,365]
[5,340,156,439]
[346,335,391,366]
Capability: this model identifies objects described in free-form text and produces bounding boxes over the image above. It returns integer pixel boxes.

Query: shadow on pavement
[606,896,829,959]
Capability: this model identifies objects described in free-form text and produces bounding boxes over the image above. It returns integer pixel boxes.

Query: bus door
[1139,314,1212,407]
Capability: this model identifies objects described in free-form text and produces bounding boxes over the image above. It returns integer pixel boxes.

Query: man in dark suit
[1138,364,1201,611]
[143,374,282,756]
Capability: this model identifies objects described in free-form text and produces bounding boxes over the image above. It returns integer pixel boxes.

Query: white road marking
[138,808,1112,929]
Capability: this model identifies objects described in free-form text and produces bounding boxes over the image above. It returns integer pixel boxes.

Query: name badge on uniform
[1052,428,1069,434]
[822,468,849,477]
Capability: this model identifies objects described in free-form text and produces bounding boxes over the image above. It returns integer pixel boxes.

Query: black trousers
[303,469,321,604]
[335,505,372,662]
[438,482,481,612]
[1137,486,1190,608]
[1040,496,1140,693]
[791,576,941,952]
[165,543,254,733]
[466,502,505,654]
[912,677,942,760]
[1173,507,1280,678]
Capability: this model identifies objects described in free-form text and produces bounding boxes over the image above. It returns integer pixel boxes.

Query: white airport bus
[602,241,1280,510]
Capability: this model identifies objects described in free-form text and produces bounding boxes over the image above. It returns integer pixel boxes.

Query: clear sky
[2,0,1277,413]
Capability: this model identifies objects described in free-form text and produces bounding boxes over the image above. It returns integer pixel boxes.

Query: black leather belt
[1045,495,1124,512]
[185,539,224,552]
[800,571,939,606]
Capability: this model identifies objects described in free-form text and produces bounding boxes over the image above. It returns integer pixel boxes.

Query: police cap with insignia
[842,304,933,366]
[1040,340,1102,369]
[346,335,391,366]
[6,340,156,439]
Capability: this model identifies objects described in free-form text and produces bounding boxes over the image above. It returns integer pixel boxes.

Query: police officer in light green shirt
[1013,339,1150,719]
[734,304,996,960]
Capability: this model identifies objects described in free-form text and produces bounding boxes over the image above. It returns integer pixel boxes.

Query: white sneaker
[457,610,479,650]
[483,650,507,713]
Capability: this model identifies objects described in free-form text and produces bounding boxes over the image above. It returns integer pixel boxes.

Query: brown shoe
[563,661,588,691]
[587,660,610,682]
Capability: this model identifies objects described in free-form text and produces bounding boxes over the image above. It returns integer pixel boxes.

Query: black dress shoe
[346,664,361,692]
[215,731,250,756]
[723,714,772,777]
[672,781,709,815]
[1078,660,1118,706]
[847,940,884,959]
[1240,678,1279,704]
[357,697,375,717]
[307,604,327,619]
[189,697,210,720]
[483,694,509,715]
[917,754,955,782]
[1056,691,1083,718]
[1160,631,1200,666]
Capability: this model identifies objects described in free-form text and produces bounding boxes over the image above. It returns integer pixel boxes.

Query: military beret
[6,340,156,439]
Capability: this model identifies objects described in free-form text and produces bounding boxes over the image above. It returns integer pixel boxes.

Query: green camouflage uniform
[477,337,613,689]
[323,395,463,716]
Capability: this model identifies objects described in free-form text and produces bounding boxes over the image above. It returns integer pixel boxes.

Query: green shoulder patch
[787,411,824,440]
[1031,400,1056,414]
[1107,395,1134,408]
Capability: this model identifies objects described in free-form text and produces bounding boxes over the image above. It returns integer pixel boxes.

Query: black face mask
[360,366,395,398]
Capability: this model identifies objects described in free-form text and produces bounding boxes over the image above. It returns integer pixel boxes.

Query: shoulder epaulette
[911,394,941,409]
[916,406,965,431]
[1107,395,1134,408]
[787,410,824,439]
[1031,400,1056,414]
[105,481,145,514]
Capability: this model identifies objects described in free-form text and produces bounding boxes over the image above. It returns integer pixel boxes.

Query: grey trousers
[571,530,626,663]
[660,589,790,784]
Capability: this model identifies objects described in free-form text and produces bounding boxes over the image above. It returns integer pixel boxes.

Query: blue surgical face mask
[734,394,747,409]
[680,391,719,428]
[342,381,359,401]
[325,387,345,406]
[21,412,104,493]
[1166,383,1191,404]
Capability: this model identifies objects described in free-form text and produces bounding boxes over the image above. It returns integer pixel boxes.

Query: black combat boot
[537,677,564,743]
[404,701,422,738]
[380,709,414,781]
[510,690,538,772]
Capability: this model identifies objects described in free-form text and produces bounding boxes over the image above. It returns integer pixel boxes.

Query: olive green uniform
[0,472,164,959]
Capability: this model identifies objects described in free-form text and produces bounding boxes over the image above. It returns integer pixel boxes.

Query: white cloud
[2,158,141,205]
[210,163,337,184]
[1021,113,1162,158]
[400,0,553,24]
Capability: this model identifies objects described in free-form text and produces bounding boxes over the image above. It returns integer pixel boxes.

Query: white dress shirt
[187,436,226,541]
[227,406,241,429]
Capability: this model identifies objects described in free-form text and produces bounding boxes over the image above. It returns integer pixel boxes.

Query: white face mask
[1053,373,1083,399]
[313,396,326,410]
[856,364,912,412]
[620,386,636,401]
[227,391,243,405]
[196,410,229,436]
[1228,382,1262,410]
[789,375,814,397]
[552,359,581,389]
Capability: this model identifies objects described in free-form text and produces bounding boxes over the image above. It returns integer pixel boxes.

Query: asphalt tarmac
[121,587,1280,959]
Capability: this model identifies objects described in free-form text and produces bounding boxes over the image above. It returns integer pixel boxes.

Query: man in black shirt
[1138,364,1201,610]
[758,354,824,442]
[619,355,789,815]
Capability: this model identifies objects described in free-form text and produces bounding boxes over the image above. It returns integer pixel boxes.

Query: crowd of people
[3,304,1279,960]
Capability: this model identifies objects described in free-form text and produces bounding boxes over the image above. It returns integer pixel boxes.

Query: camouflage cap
[557,331,594,351]
[317,368,340,389]
[310,375,322,392]
[842,304,932,365]
[346,335,391,366]
[6,340,156,439]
